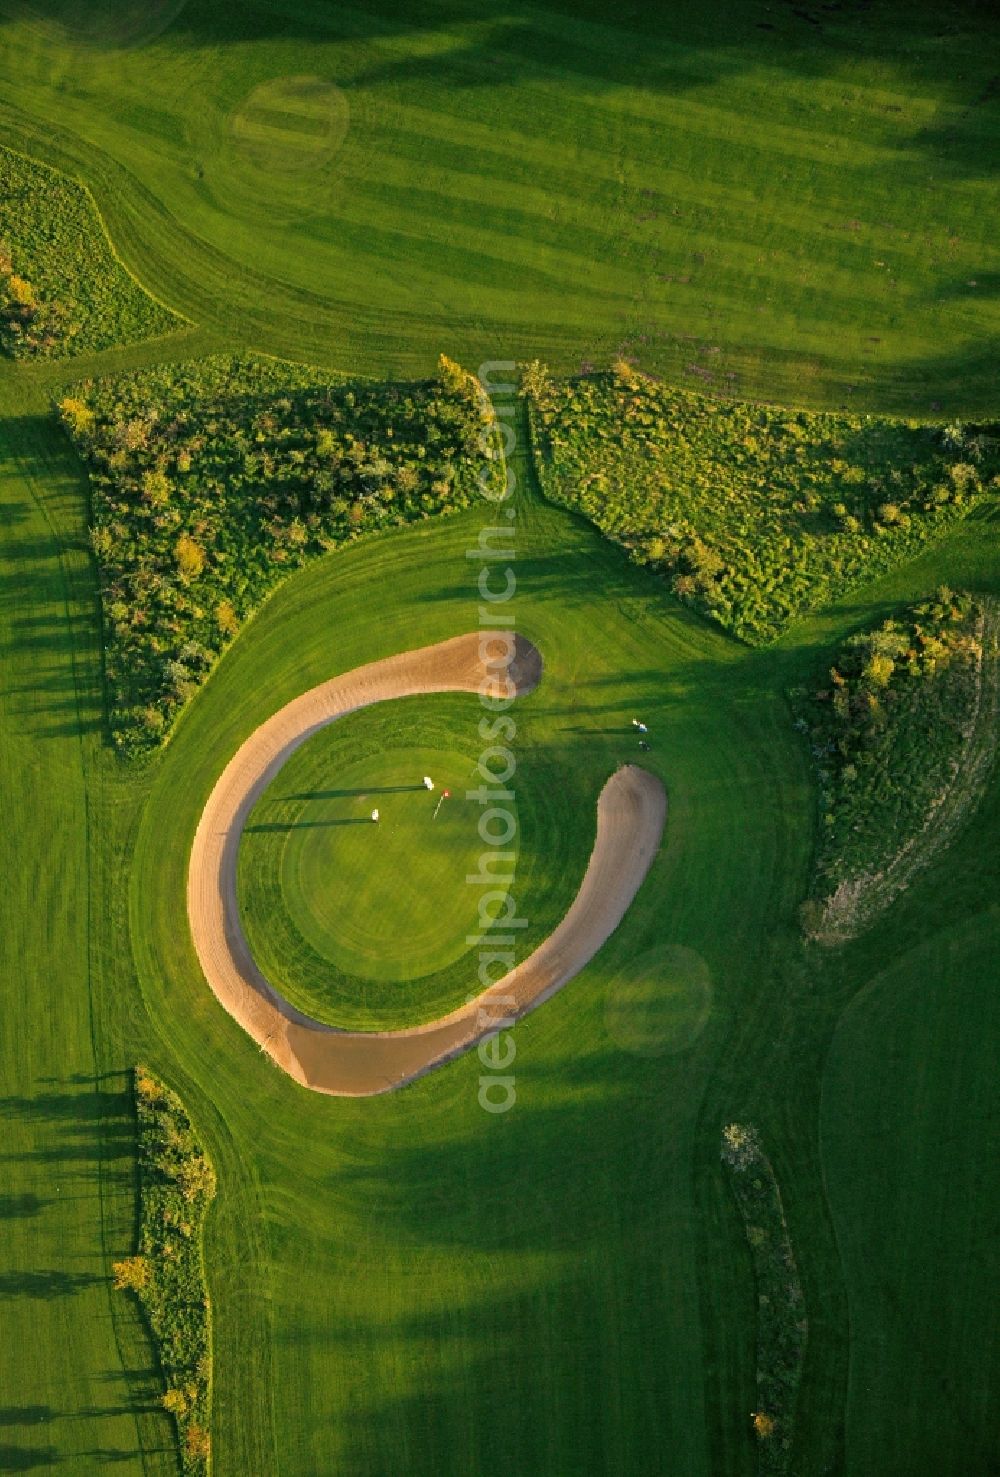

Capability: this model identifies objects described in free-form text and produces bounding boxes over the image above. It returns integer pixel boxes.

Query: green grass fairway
[0,2,998,407]
[0,403,176,1474]
[2,350,998,1471]
[603,944,714,1059]
[821,909,1000,1476]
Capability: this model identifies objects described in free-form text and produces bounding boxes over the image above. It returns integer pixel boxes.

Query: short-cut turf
[239,697,529,1026]
[3,350,999,1474]
[0,2,998,408]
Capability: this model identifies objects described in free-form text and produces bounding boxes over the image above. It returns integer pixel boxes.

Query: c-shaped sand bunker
[187,633,667,1096]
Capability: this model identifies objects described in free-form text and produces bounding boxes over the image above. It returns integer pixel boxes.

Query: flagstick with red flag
[432,789,450,819]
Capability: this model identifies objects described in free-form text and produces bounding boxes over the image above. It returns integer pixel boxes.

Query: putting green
[278,746,509,983]
[237,696,525,1023]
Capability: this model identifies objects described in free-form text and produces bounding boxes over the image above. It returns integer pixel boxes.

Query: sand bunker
[187,632,666,1095]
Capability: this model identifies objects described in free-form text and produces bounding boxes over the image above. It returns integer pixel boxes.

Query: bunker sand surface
[187,632,666,1095]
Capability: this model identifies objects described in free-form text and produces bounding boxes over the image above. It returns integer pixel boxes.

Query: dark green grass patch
[0,144,180,358]
[61,353,502,754]
[113,1067,216,1476]
[820,916,1000,1476]
[526,363,999,644]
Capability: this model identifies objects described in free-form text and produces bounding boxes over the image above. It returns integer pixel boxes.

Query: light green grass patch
[239,692,541,1028]
[1,3,998,402]
[283,749,484,983]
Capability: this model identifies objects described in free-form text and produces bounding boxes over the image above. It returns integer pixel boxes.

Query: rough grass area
[799,590,1000,940]
[721,1123,807,1476]
[0,145,180,358]
[113,1067,216,1475]
[525,363,999,643]
[61,353,502,753]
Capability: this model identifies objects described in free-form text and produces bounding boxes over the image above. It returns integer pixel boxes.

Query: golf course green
[256,746,488,981]
[238,700,523,1024]
[0,2,997,1474]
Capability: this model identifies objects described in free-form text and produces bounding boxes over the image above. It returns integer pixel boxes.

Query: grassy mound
[800,589,999,940]
[113,1068,216,1476]
[525,363,998,643]
[0,145,180,358]
[60,353,501,753]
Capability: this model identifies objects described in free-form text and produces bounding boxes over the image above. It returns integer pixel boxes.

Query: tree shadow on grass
[0,1194,48,1218]
[0,1083,135,1175]
[0,1270,102,1298]
[0,1445,60,1470]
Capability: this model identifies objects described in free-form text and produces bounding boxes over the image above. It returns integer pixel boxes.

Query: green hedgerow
[722,1123,807,1476]
[112,1067,216,1477]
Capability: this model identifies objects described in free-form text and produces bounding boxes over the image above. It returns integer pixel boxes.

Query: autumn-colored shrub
[112,1067,216,1476]
[61,353,503,753]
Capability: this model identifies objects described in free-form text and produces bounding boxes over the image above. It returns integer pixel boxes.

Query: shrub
[722,1123,806,1476]
[175,534,206,581]
[799,591,986,918]
[62,353,504,754]
[523,369,999,645]
[112,1067,216,1476]
[112,1255,152,1293]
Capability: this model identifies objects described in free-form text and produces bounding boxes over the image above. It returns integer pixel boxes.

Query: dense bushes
[62,353,502,753]
[524,361,999,644]
[113,1068,216,1475]
[721,1124,807,1475]
[0,145,179,358]
[799,590,996,938]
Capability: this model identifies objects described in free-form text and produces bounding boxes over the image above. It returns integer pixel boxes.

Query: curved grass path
[187,630,667,1095]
